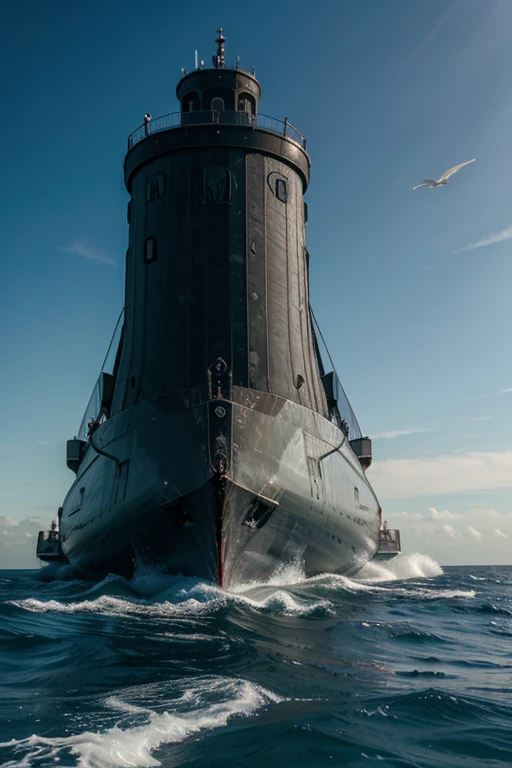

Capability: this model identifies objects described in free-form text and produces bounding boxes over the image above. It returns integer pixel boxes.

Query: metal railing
[127,111,307,151]
[310,307,364,442]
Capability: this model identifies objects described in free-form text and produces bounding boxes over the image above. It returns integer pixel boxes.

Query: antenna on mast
[212,28,226,69]
[194,50,198,69]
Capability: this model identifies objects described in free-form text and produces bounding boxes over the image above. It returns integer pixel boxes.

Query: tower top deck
[126,30,307,153]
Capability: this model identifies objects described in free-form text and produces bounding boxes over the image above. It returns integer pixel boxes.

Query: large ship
[37,31,400,586]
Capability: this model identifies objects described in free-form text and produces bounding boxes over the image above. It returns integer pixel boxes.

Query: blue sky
[1,0,511,568]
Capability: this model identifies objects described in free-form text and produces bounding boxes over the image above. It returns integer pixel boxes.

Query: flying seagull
[413,159,475,190]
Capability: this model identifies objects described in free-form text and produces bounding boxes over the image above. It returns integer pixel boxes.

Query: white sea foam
[10,594,220,619]
[12,553,469,624]
[233,588,334,616]
[302,571,475,600]
[11,576,334,620]
[231,558,307,594]
[355,553,443,583]
[0,677,282,768]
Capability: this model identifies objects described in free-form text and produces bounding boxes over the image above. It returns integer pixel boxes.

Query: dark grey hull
[59,387,380,587]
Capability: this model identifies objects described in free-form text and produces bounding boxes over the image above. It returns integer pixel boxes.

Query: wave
[9,577,334,621]
[279,571,474,602]
[37,562,84,582]
[375,687,512,725]
[387,624,450,643]
[395,670,455,679]
[0,676,282,768]
[9,552,474,624]
[235,553,444,591]
[452,601,512,617]
[356,553,443,583]
[477,602,512,617]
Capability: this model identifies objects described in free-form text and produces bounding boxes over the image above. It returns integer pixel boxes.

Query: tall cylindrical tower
[113,31,327,419]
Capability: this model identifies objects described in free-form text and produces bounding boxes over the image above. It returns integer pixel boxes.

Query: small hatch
[243,498,276,530]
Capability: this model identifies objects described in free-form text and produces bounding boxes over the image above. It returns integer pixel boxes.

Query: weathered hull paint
[59,388,379,587]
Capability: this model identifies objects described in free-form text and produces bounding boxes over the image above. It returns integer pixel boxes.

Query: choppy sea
[0,557,511,768]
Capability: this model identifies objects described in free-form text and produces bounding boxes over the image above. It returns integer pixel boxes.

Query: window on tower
[204,167,231,203]
[238,93,255,113]
[276,178,288,204]
[146,174,165,202]
[144,237,157,264]
[211,97,225,112]
[237,93,256,125]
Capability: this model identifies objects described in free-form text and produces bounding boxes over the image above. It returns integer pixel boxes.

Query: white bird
[413,159,475,190]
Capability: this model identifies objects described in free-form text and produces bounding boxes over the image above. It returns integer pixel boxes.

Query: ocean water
[1,557,511,768]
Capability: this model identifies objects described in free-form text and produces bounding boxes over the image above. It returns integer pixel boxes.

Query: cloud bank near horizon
[388,506,511,565]
[371,450,512,499]
[0,516,51,569]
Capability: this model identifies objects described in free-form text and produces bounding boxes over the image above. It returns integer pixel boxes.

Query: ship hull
[59,387,380,587]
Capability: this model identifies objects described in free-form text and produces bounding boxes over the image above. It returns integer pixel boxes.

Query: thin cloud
[466,388,512,402]
[58,240,116,266]
[455,224,512,254]
[372,427,435,440]
[494,529,507,539]
[467,526,482,541]
[408,0,462,63]
[470,416,493,422]
[36,441,50,446]
[457,1,512,79]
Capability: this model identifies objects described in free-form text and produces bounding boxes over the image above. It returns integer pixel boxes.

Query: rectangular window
[144,237,157,264]
[114,460,129,503]
[204,167,231,203]
[276,178,287,203]
[146,174,165,202]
